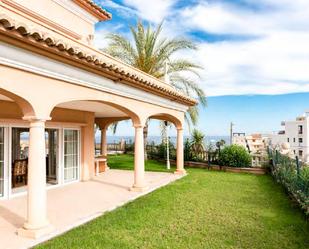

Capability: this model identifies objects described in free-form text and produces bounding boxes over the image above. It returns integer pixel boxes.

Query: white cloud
[193,30,309,96]
[121,0,176,23]
[95,0,309,96]
[98,0,138,18]
[176,0,309,96]
[180,1,309,35]
[94,23,126,48]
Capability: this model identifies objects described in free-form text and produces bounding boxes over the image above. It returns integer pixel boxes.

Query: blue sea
[96,135,230,146]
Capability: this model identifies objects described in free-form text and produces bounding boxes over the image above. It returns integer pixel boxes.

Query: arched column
[96,117,131,172]
[99,124,110,171]
[81,112,95,181]
[145,112,186,175]
[175,128,186,174]
[0,88,54,238]
[130,124,148,192]
[100,126,107,156]
[17,117,54,238]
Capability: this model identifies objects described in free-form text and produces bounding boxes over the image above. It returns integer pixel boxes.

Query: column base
[129,185,148,192]
[174,169,187,175]
[17,224,54,239]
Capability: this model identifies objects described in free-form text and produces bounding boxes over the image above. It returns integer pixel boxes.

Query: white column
[131,125,147,192]
[101,126,107,156]
[100,126,109,170]
[18,119,53,238]
[175,128,186,174]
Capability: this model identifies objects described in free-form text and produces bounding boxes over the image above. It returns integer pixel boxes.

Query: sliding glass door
[11,127,59,194]
[11,127,29,193]
[0,127,4,197]
[46,129,58,185]
[63,129,79,182]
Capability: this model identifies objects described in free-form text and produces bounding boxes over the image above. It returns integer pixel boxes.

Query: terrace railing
[268,148,309,217]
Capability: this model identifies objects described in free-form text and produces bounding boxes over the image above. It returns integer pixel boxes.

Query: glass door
[63,129,79,182]
[11,127,59,194]
[11,127,29,194]
[46,129,59,185]
[0,127,4,197]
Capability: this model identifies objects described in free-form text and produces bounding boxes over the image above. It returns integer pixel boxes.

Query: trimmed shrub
[218,145,251,167]
[269,151,309,216]
[147,140,176,160]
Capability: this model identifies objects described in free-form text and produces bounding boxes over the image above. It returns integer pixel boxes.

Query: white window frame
[62,128,81,184]
[0,126,4,199]
[0,126,9,200]
[0,121,82,200]
[8,124,63,198]
[45,127,61,187]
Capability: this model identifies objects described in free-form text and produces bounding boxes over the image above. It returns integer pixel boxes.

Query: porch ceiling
[0,93,13,101]
[57,100,128,118]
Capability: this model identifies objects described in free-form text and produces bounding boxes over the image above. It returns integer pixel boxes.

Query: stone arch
[148,113,183,129]
[48,98,142,127]
[0,88,36,118]
[95,117,131,130]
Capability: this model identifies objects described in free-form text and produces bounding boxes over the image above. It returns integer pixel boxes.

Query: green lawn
[107,154,174,172]
[37,155,309,249]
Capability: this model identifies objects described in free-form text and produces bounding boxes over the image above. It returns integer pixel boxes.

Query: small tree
[218,145,251,167]
[190,129,206,161]
[184,138,192,161]
[216,139,226,154]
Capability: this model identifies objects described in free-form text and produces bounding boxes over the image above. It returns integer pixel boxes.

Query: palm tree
[190,129,206,155]
[104,21,206,159]
[216,139,226,153]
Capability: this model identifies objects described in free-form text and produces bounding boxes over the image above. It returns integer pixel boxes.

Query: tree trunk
[143,122,148,161]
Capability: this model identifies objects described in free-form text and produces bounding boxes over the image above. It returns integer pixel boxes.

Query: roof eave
[73,0,112,21]
[0,15,197,107]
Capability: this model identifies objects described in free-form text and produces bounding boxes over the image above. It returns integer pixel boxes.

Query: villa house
[0,0,195,239]
[270,111,309,162]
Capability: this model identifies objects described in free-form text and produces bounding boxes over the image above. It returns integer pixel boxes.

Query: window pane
[0,144,3,161]
[64,130,78,182]
[0,128,3,141]
[0,128,4,197]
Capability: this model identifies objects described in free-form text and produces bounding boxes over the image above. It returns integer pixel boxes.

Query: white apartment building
[232,133,269,167]
[232,133,247,148]
[270,111,309,162]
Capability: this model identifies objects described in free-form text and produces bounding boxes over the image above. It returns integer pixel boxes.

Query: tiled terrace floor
[0,170,184,249]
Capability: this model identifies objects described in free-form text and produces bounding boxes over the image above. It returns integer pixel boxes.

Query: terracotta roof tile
[0,14,197,106]
[73,0,112,21]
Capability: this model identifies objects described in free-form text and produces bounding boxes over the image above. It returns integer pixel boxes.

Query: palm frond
[109,122,118,134]
[168,59,203,78]
[170,75,207,107]
[187,106,199,126]
[104,33,137,64]
[103,20,207,131]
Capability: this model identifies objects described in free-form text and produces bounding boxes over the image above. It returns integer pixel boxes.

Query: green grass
[37,155,309,249]
[108,154,175,173]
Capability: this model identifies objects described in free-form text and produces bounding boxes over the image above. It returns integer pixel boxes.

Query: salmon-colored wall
[81,112,95,181]
[0,100,23,119]
[0,101,94,124]
[0,65,185,128]
[4,0,95,43]
[0,100,96,181]
[51,107,94,124]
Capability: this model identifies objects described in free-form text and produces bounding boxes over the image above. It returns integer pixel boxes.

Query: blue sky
[93,0,309,136]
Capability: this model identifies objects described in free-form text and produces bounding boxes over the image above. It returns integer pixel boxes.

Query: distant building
[232,133,269,167]
[232,133,247,148]
[270,111,309,163]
